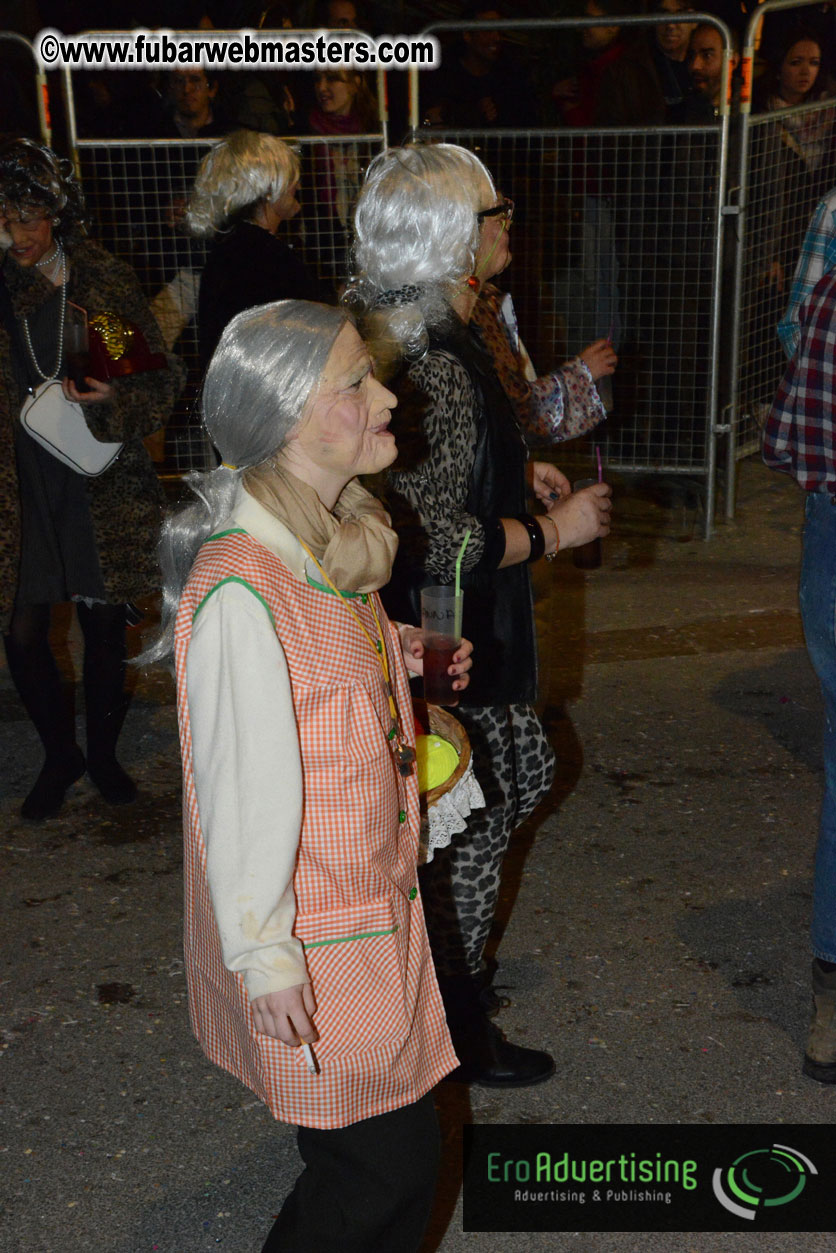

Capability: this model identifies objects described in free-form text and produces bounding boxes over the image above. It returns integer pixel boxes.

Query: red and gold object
[88,312,167,380]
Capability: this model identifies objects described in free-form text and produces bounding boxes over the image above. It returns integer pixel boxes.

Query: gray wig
[186,130,300,237]
[145,300,347,667]
[346,143,495,374]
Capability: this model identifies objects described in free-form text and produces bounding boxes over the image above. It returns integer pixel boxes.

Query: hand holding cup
[549,480,612,552]
[420,586,465,707]
[400,624,473,695]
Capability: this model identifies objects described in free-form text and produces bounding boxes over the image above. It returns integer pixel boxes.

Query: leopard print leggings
[418,702,555,978]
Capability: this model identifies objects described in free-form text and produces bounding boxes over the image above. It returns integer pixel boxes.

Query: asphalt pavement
[2,456,834,1252]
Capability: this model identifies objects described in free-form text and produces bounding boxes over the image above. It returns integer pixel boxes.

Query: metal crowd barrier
[410,15,733,539]
[50,15,758,532]
[61,32,387,473]
[727,0,836,516]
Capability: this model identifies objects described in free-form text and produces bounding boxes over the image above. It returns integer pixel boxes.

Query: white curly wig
[186,130,300,238]
[346,143,496,373]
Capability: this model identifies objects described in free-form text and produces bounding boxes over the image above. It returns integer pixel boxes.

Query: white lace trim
[420,757,485,864]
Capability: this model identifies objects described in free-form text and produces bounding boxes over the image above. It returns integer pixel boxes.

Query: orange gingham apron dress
[174,527,457,1129]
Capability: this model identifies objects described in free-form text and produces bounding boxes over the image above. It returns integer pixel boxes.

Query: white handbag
[20,381,123,477]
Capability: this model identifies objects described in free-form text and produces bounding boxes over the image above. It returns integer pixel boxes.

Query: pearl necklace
[35,241,61,271]
[21,245,67,383]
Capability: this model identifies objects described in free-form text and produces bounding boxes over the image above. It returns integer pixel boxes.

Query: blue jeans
[800,492,836,962]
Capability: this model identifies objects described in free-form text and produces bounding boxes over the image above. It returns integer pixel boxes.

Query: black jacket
[382,322,538,708]
[198,222,319,367]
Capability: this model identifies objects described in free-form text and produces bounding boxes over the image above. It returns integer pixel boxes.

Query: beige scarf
[243,461,398,593]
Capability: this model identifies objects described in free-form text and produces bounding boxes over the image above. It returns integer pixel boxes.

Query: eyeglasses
[477,197,514,225]
[0,207,50,230]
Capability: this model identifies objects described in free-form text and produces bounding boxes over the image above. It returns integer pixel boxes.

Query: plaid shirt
[764,272,836,492]
[778,188,836,359]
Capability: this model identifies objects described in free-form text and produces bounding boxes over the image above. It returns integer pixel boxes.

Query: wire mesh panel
[75,134,385,473]
[414,126,725,477]
[77,140,214,473]
[734,98,836,459]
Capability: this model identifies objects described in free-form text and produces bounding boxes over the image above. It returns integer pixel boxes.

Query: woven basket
[423,703,471,808]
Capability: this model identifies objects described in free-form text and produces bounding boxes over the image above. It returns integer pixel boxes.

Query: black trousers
[262,1092,440,1253]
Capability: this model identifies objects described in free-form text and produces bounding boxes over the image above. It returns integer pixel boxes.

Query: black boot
[437,973,555,1088]
[4,606,85,821]
[477,958,511,1018]
[79,603,137,805]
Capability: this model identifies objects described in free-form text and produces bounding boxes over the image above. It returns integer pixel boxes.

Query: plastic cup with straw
[420,529,470,705]
[453,528,470,637]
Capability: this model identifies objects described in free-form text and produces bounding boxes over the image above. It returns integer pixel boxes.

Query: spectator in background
[686,22,735,116]
[186,131,319,367]
[73,73,136,140]
[310,70,378,134]
[151,68,229,140]
[556,0,665,128]
[307,69,379,290]
[648,0,698,113]
[755,31,834,299]
[230,2,299,135]
[315,0,361,27]
[761,3,836,87]
[778,186,836,358]
[422,4,541,129]
[755,27,831,116]
[554,0,664,430]
[115,68,229,334]
[662,22,734,125]
[642,20,733,453]
[128,68,231,291]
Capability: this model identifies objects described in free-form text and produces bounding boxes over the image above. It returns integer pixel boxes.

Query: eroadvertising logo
[712,1143,817,1221]
[463,1125,836,1233]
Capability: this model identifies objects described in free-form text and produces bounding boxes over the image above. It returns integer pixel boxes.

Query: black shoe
[445,1018,555,1088]
[21,747,86,821]
[87,756,137,805]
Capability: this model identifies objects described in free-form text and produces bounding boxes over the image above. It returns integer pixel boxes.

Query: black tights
[4,602,129,764]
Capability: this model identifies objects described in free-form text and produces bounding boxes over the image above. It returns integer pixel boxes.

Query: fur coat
[0,239,184,625]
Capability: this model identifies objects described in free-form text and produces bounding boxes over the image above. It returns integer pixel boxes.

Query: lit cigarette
[302,1042,319,1074]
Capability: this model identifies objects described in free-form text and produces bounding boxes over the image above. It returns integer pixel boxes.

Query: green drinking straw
[454,529,471,638]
